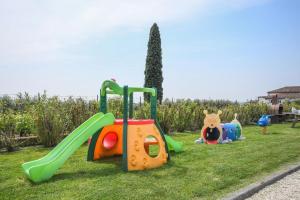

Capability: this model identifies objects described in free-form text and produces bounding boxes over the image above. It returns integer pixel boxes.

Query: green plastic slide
[164,135,183,153]
[22,112,115,183]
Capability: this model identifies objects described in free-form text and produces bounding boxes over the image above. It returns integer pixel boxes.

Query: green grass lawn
[1,123,300,200]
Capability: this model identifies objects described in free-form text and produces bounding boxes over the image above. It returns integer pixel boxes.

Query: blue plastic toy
[257,115,271,127]
[222,123,241,141]
[257,115,271,134]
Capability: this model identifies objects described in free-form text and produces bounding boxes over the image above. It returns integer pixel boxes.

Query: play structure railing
[100,80,156,96]
[99,80,157,120]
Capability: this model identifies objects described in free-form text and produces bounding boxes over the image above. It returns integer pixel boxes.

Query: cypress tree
[144,23,163,103]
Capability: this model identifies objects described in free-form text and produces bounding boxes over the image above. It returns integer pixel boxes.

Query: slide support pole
[122,86,129,171]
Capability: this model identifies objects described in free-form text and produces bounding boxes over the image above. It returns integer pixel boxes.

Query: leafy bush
[15,113,35,137]
[0,96,16,113]
[0,111,18,151]
[108,97,124,118]
[35,96,67,147]
[283,101,300,112]
[0,92,273,146]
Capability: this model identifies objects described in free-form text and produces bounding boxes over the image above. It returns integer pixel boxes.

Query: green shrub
[0,111,18,151]
[156,103,174,133]
[0,93,274,141]
[108,97,124,118]
[0,96,16,113]
[283,101,300,112]
[35,96,67,147]
[104,98,269,134]
[15,113,35,137]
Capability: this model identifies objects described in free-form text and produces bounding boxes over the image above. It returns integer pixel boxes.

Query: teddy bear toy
[195,110,223,144]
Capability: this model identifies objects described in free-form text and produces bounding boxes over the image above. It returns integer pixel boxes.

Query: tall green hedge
[2,93,296,150]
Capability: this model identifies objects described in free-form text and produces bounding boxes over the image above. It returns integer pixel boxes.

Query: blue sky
[0,0,299,101]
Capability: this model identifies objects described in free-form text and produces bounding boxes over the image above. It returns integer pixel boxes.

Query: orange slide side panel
[93,124,123,160]
[127,124,167,171]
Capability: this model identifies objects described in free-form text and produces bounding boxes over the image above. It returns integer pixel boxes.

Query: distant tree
[144,23,163,103]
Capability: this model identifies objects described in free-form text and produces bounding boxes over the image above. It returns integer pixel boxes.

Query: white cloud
[0,0,271,65]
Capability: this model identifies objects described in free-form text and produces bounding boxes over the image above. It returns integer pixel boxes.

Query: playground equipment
[222,114,243,141]
[195,112,244,144]
[231,113,243,133]
[198,110,223,144]
[257,115,271,134]
[22,80,182,183]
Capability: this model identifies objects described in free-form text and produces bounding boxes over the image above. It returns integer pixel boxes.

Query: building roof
[258,95,285,99]
[268,86,300,94]
[259,93,300,99]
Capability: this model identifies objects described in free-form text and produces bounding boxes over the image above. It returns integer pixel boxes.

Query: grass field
[1,123,300,200]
